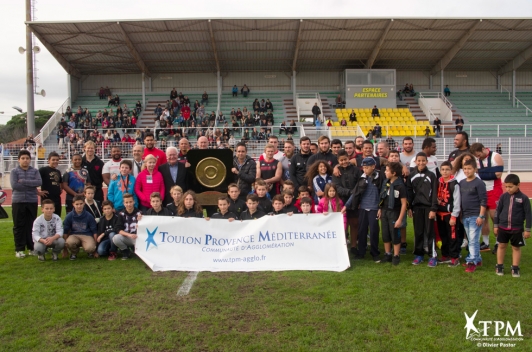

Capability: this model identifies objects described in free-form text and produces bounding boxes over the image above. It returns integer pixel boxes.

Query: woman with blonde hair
[133,154,165,212]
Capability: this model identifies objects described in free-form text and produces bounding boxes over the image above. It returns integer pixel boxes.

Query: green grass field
[0,207,531,351]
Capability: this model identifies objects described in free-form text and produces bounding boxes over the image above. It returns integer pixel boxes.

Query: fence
[35,97,70,144]
[2,136,532,188]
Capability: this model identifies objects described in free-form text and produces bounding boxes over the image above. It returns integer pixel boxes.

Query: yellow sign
[354,87,388,98]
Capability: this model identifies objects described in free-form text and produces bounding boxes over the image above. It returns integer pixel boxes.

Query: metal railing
[35,97,70,144]
[419,92,452,110]
[515,98,532,117]
[500,85,511,100]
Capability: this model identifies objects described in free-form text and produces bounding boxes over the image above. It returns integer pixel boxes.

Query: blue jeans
[97,232,117,256]
[463,217,482,265]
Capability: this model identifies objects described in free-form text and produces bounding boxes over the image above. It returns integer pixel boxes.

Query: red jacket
[143,147,167,169]
[134,169,165,209]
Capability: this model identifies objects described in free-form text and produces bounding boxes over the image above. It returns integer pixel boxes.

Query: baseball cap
[362,157,376,166]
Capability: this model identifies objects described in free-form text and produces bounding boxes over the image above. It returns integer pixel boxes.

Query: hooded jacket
[407,166,438,211]
[64,209,98,237]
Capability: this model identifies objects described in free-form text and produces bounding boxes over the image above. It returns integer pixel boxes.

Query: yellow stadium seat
[335,109,341,115]
[340,109,346,114]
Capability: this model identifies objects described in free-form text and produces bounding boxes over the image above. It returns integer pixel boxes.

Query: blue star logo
[146,227,158,251]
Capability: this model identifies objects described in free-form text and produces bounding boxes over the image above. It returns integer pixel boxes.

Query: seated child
[294,186,315,213]
[166,185,183,215]
[97,200,121,260]
[269,195,286,215]
[226,183,247,217]
[283,190,299,214]
[177,191,204,218]
[64,195,98,260]
[113,193,142,260]
[255,179,273,213]
[32,199,65,262]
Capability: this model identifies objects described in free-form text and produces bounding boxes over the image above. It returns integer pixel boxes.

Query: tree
[0,110,53,143]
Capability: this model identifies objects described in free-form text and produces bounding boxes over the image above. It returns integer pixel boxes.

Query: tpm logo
[464,310,524,347]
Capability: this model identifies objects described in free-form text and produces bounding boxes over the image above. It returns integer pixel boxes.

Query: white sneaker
[38,254,45,262]
[461,239,469,248]
[15,251,26,258]
[27,250,37,256]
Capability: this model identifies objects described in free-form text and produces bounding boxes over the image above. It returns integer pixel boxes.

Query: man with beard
[177,138,191,167]
[400,137,416,168]
[142,132,167,169]
[448,131,470,163]
[232,142,256,199]
[290,136,312,194]
[331,139,343,156]
[307,136,338,169]
[354,136,364,157]
[102,145,122,187]
[81,141,104,202]
[282,140,296,181]
[256,144,283,197]
[132,144,144,178]
[344,141,357,161]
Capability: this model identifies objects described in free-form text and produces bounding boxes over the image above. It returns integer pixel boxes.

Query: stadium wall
[74,70,532,96]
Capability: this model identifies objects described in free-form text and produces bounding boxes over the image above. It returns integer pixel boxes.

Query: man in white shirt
[409,137,439,177]
[103,145,122,186]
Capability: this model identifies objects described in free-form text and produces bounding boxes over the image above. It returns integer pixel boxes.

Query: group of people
[11,130,530,277]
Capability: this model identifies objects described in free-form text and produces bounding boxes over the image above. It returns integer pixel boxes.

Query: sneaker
[52,252,58,262]
[392,255,400,266]
[448,258,460,267]
[122,249,131,260]
[412,256,424,265]
[400,247,407,255]
[496,264,504,276]
[383,253,393,263]
[38,254,45,262]
[439,256,452,264]
[87,253,94,259]
[373,256,381,263]
[465,263,477,273]
[492,243,499,255]
[15,251,26,258]
[27,250,37,256]
[480,242,490,252]
[461,239,468,248]
[108,252,117,261]
[428,257,438,268]
[512,266,520,278]
[70,254,77,261]
[349,247,358,255]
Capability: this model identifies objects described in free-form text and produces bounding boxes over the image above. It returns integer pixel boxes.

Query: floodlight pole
[26,0,35,136]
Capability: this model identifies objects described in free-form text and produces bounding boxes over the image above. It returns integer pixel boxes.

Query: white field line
[177,271,199,296]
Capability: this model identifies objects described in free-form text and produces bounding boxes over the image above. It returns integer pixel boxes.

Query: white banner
[136,213,350,272]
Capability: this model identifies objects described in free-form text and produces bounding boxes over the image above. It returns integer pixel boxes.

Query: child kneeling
[32,199,65,261]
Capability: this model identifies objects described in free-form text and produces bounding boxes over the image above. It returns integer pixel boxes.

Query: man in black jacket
[289,136,312,195]
[81,141,104,202]
[311,103,321,126]
[333,150,362,254]
[232,142,256,199]
[307,136,338,170]
[158,146,189,205]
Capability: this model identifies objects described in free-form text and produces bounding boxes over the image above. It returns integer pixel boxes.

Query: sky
[1,0,531,124]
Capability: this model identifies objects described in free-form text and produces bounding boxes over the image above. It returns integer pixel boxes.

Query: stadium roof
[27,18,532,78]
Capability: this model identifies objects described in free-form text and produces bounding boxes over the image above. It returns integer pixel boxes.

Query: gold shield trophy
[186,149,234,206]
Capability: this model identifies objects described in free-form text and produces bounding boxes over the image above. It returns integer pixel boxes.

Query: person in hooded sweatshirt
[63,195,98,261]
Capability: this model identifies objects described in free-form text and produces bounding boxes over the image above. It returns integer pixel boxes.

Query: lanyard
[120,175,130,192]
[85,200,102,218]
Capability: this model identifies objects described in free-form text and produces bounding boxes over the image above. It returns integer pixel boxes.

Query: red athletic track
[2,183,532,206]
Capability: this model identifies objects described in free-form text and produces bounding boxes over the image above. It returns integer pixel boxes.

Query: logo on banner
[464,310,523,348]
[145,227,158,250]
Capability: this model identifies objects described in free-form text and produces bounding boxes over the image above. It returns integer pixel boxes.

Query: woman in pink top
[134,154,165,212]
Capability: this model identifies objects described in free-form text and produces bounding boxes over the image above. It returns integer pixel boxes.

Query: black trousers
[95,187,104,203]
[412,206,435,257]
[12,202,38,252]
[436,213,461,259]
[357,209,380,257]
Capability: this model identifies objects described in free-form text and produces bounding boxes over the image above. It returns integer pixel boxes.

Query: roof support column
[497,74,501,90]
[292,71,296,108]
[142,72,146,109]
[512,70,516,107]
[441,70,444,96]
[149,77,152,92]
[429,75,433,90]
[217,71,222,115]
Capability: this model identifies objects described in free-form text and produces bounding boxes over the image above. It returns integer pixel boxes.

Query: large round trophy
[186,149,234,206]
